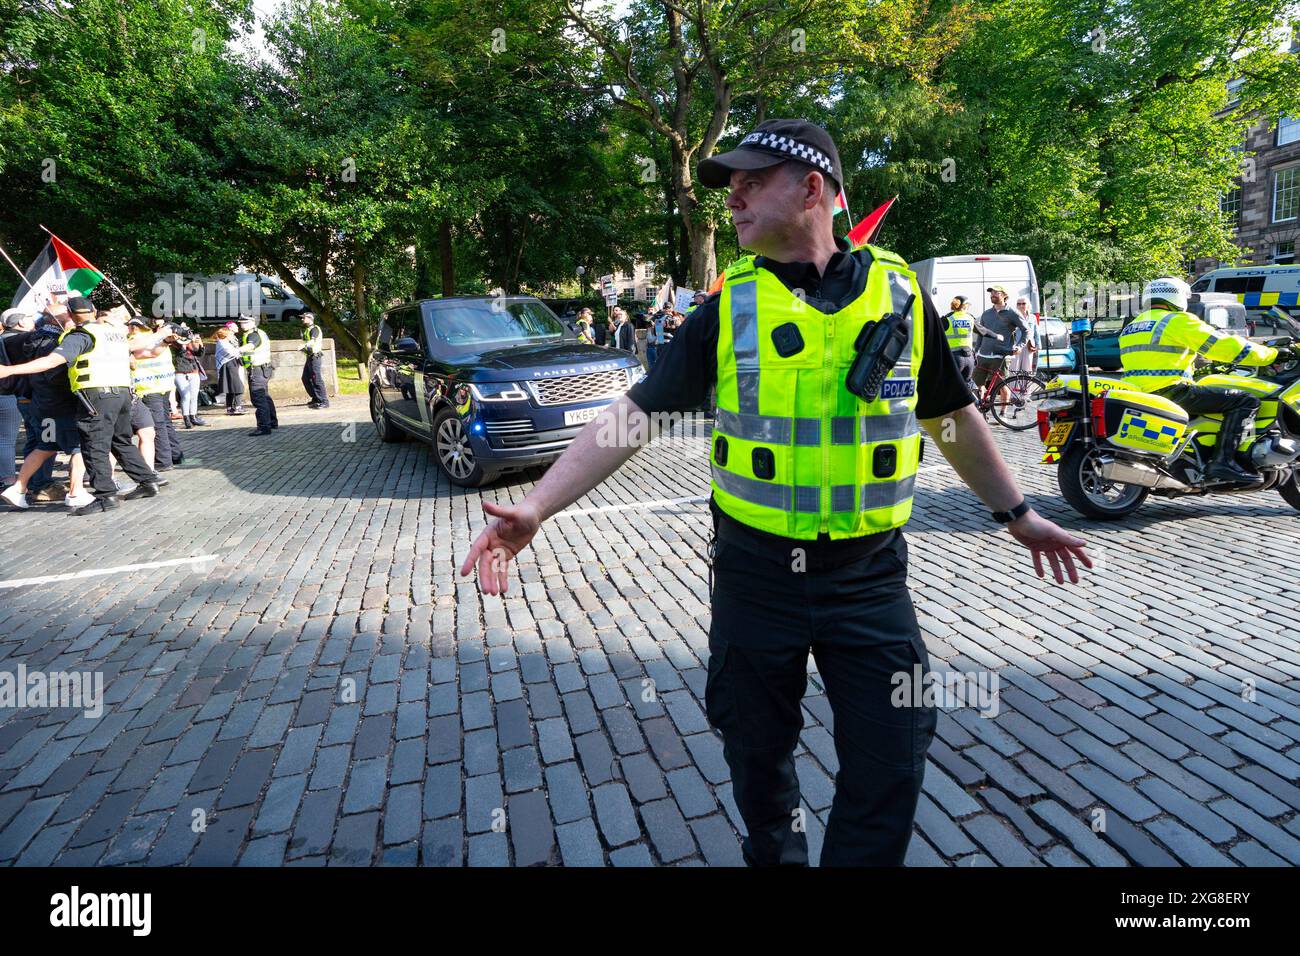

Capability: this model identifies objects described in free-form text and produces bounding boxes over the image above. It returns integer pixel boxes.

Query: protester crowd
[0,295,329,516]
[571,290,706,370]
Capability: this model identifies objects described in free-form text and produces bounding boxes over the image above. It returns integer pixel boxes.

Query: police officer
[942,294,976,388]
[459,119,1091,866]
[239,314,279,435]
[1120,277,1281,484]
[128,318,183,471]
[0,297,162,514]
[300,311,329,409]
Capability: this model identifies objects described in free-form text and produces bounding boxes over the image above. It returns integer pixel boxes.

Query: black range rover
[368,296,645,486]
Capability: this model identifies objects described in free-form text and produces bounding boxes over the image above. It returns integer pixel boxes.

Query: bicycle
[972,354,1047,430]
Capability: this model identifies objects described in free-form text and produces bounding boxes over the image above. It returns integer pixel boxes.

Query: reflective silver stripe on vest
[793,486,820,513]
[859,411,917,443]
[831,417,855,444]
[712,464,821,513]
[1196,334,1223,355]
[1120,344,1186,355]
[860,474,916,511]
[886,270,915,372]
[1149,313,1177,345]
[794,418,820,445]
[730,279,760,414]
[714,408,821,445]
[831,484,855,512]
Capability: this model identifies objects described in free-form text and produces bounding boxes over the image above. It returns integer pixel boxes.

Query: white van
[151,273,308,324]
[1191,265,1300,335]
[909,254,1041,316]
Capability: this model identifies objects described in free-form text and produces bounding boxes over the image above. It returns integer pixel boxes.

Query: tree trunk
[439,218,455,297]
[248,235,364,358]
[674,159,716,288]
[352,260,370,380]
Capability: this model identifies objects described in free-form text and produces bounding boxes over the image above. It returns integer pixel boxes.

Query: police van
[1191,265,1300,335]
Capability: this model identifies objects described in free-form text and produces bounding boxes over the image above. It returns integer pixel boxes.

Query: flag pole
[38,224,141,316]
[0,239,28,285]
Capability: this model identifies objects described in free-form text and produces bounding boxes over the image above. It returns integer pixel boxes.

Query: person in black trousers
[238,315,279,436]
[0,299,162,515]
[299,311,329,408]
[128,319,183,471]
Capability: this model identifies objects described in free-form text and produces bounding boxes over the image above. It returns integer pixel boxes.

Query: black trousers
[952,348,975,391]
[706,530,937,866]
[302,352,328,404]
[1156,382,1260,417]
[248,365,279,430]
[76,388,157,499]
[140,392,182,468]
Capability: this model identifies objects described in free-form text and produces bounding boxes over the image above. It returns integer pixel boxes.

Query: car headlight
[468,381,529,402]
[627,365,647,385]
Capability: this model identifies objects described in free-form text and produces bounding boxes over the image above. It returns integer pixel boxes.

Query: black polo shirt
[627,237,973,562]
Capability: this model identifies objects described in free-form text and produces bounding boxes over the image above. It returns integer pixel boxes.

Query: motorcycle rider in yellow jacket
[1119,277,1277,484]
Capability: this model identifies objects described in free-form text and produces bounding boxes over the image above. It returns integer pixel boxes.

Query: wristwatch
[991,499,1031,523]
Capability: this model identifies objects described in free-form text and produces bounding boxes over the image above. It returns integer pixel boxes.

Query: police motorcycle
[1035,322,1300,520]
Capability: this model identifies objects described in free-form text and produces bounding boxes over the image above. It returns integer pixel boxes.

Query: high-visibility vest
[59,322,131,392]
[242,329,271,368]
[1118,307,1276,392]
[711,245,926,540]
[131,343,176,396]
[944,310,974,351]
[303,325,323,354]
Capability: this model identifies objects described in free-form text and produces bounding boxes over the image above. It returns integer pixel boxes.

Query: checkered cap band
[739,132,835,175]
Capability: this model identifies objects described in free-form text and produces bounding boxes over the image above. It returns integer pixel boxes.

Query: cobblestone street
[1,394,1298,866]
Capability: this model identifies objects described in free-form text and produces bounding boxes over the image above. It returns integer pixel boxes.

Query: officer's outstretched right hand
[459,500,542,596]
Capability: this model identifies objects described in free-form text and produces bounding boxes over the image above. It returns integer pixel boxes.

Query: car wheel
[371,388,405,443]
[433,407,492,487]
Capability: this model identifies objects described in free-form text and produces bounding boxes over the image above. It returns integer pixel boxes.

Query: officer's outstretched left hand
[459,500,542,596]
[1006,510,1091,584]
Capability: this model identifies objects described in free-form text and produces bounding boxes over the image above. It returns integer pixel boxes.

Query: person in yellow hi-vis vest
[238,314,279,436]
[0,298,163,515]
[1120,277,1278,485]
[458,120,1090,866]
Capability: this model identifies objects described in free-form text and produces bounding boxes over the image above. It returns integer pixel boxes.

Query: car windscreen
[426,300,566,352]
[1091,317,1126,333]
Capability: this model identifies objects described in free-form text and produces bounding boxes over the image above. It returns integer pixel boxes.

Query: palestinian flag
[833,190,849,217]
[9,233,105,314]
[847,196,897,249]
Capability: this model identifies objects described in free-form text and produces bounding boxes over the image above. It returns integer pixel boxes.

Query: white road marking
[560,495,709,518]
[0,555,220,590]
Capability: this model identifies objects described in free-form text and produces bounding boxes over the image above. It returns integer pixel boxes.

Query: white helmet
[1141,277,1189,312]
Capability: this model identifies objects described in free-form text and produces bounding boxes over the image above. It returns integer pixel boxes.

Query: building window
[1274,166,1300,222]
[1280,116,1300,147]
[1274,241,1297,265]
[1220,186,1242,226]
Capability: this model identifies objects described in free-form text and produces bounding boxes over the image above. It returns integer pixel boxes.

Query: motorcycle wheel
[1057,443,1149,520]
[1279,471,1300,512]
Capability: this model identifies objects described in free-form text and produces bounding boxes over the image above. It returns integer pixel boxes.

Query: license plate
[564,404,608,426]
[1043,421,1074,446]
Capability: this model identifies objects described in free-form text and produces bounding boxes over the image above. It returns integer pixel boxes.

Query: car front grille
[526,368,631,406]
[483,419,533,435]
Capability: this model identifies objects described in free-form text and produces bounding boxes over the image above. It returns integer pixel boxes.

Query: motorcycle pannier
[1101,389,1189,456]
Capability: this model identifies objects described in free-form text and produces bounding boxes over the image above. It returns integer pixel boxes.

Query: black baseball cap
[67,296,95,313]
[698,119,843,192]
